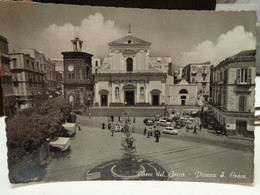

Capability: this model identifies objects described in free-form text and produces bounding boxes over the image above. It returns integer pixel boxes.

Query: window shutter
[236,68,240,84]
[244,96,247,112]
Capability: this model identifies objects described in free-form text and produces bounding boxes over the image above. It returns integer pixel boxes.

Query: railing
[235,78,252,85]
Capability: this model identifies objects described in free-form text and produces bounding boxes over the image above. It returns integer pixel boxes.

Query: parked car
[162,117,172,122]
[172,115,180,122]
[180,115,194,122]
[162,127,178,135]
[185,119,193,124]
[186,124,194,131]
[143,118,154,126]
[174,122,182,129]
[159,119,171,127]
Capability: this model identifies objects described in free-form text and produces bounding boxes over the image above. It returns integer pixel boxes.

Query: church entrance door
[101,95,108,106]
[125,91,135,106]
[152,95,159,106]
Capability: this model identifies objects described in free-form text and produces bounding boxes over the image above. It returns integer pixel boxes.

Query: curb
[227,136,254,142]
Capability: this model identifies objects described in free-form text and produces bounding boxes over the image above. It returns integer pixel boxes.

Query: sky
[0,2,257,69]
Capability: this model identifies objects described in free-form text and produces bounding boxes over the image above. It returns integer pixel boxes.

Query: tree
[6,98,71,170]
[115,112,140,175]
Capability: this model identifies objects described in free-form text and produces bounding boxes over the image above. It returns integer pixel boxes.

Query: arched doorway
[126,58,133,72]
[150,89,161,106]
[99,89,109,106]
[179,89,188,105]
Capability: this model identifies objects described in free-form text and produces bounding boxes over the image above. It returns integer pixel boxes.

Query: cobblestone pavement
[43,116,254,183]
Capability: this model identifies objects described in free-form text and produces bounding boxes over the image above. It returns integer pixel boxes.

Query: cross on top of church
[128,24,131,35]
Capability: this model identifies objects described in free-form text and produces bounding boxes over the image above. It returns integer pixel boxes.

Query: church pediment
[108,35,151,47]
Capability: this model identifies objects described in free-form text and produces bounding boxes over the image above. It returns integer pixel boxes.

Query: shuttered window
[239,95,247,112]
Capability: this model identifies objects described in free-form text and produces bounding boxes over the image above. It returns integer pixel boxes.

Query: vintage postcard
[0,2,257,185]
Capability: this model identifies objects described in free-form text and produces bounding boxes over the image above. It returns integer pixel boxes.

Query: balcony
[235,78,252,85]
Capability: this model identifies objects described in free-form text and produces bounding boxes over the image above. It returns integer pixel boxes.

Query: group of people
[102,116,136,137]
[143,126,161,143]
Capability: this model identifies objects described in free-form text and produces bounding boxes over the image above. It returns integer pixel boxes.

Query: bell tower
[62,36,94,109]
[71,36,83,52]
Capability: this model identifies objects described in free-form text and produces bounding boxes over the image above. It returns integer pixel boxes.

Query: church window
[126,58,133,72]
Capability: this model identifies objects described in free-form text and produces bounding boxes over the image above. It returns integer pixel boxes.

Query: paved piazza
[43,116,254,183]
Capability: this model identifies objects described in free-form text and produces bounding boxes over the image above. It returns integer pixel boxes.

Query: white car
[162,127,178,135]
[159,119,171,127]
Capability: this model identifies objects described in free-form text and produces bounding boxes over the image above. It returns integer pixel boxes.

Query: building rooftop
[214,49,256,70]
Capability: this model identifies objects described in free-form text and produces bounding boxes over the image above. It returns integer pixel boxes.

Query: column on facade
[161,80,166,105]
[145,81,150,104]
[111,82,115,103]
[120,81,123,104]
[95,82,99,106]
[136,81,140,103]
[108,80,112,106]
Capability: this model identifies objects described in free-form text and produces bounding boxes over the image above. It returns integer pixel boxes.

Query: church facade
[93,30,171,107]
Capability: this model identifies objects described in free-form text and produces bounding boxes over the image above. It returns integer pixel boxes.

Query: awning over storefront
[49,137,71,151]
[62,123,76,136]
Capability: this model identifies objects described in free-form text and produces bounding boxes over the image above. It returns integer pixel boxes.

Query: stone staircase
[86,106,165,117]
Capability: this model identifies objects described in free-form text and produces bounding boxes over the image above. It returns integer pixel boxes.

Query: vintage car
[186,124,194,131]
[159,119,171,127]
[162,117,172,122]
[175,120,185,128]
[181,115,194,121]
[143,118,154,126]
[162,127,178,135]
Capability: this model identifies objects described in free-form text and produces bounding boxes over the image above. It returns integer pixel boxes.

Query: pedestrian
[155,129,160,143]
[78,122,81,131]
[200,123,202,130]
[193,125,197,134]
[147,128,150,138]
[186,125,189,132]
[111,115,114,122]
[102,122,105,130]
[108,115,110,122]
[108,123,111,130]
[133,117,136,123]
[88,112,91,119]
[118,116,120,122]
[144,127,147,135]
[111,127,115,136]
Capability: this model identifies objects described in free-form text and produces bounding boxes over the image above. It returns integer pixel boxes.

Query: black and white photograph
[0,1,258,190]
